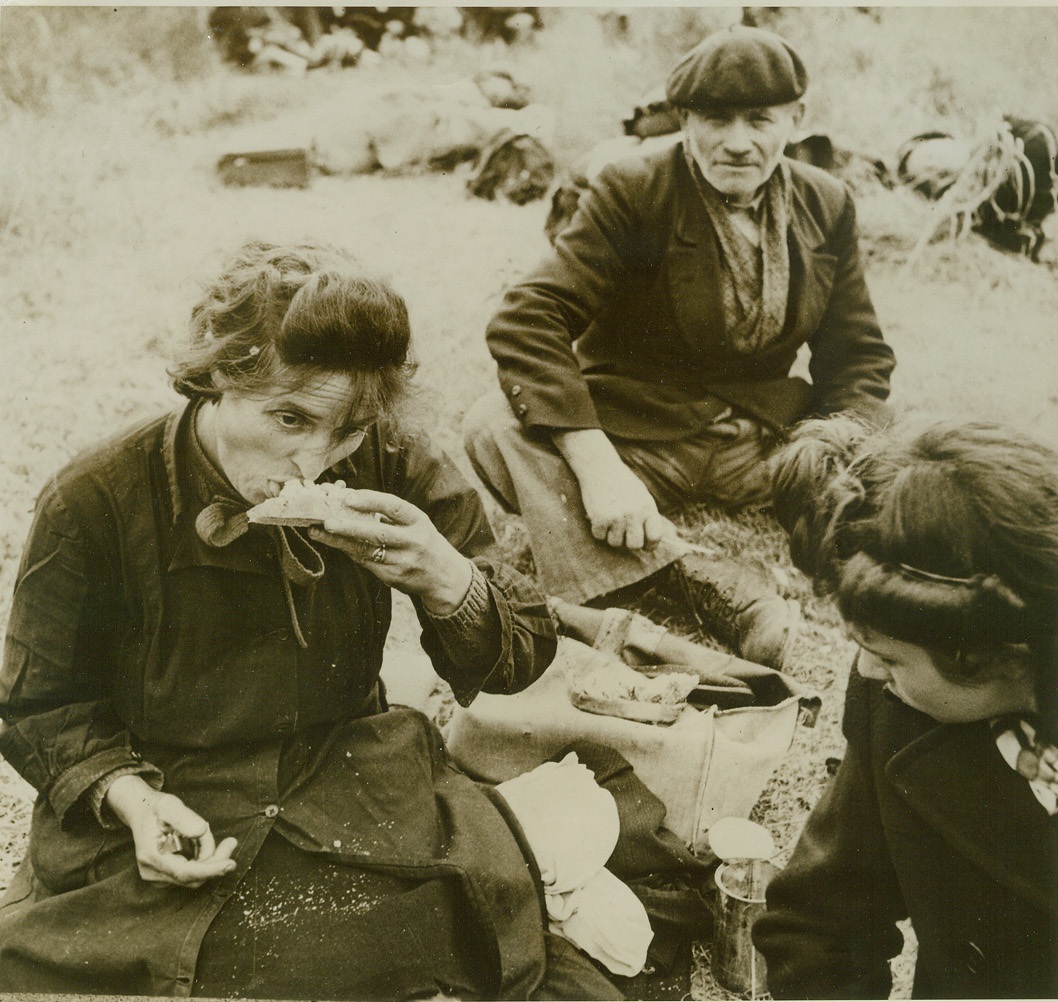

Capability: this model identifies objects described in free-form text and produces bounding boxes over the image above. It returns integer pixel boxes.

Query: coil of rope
[902,119,1058,272]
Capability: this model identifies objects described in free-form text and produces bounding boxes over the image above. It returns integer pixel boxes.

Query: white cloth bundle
[549,867,653,977]
[497,753,654,975]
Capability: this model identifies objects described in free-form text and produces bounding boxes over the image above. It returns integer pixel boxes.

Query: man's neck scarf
[683,145,792,355]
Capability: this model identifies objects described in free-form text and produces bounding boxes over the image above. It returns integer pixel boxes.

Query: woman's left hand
[310,489,474,615]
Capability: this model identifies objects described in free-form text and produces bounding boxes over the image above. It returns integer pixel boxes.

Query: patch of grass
[0,7,216,113]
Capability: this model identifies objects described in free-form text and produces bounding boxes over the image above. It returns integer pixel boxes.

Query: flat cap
[666,25,807,110]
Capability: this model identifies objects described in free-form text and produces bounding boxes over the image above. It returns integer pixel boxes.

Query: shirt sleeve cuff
[50,747,164,829]
[86,763,166,830]
[424,562,491,636]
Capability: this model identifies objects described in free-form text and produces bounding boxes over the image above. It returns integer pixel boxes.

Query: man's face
[683,102,804,205]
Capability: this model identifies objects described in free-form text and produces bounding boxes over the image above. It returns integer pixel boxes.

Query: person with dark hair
[0,240,625,999]
[754,415,1058,999]
[463,24,895,672]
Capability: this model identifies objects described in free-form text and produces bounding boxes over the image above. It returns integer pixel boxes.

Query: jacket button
[510,384,522,397]
[276,628,290,641]
[263,804,280,819]
[963,941,985,975]
[517,403,528,416]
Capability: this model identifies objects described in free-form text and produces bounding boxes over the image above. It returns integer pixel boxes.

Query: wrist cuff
[87,763,165,830]
[427,562,490,631]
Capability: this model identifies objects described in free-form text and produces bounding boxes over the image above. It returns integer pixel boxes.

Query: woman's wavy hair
[770,415,1058,728]
[169,240,416,417]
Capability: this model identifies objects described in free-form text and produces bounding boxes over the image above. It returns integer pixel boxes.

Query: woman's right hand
[103,774,238,888]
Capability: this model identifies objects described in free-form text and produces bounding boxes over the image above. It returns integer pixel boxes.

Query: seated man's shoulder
[788,159,854,224]
[592,139,681,198]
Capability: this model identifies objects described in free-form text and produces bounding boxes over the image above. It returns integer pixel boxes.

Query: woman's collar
[161,399,243,525]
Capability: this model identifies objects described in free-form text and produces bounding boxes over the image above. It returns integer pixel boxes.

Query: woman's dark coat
[754,667,1058,999]
[0,403,557,997]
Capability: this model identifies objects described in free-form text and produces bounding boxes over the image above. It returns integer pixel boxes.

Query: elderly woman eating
[0,240,624,1000]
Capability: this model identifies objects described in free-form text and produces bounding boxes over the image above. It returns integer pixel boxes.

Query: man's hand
[553,428,675,550]
[104,774,238,888]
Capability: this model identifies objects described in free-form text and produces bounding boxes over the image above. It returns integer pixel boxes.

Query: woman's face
[850,624,1034,724]
[204,368,375,504]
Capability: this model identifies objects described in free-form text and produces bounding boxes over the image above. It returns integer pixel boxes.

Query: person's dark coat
[486,142,895,441]
[753,668,1058,999]
[0,403,557,997]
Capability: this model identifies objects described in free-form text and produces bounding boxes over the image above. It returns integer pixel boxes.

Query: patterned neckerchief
[682,144,792,355]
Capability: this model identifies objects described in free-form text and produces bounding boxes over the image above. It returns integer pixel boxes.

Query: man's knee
[462,392,524,511]
[704,417,774,509]
[463,392,516,470]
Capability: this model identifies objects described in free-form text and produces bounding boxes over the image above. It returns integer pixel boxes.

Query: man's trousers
[463,392,772,605]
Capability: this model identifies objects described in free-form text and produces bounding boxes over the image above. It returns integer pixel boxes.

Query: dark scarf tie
[195,497,323,647]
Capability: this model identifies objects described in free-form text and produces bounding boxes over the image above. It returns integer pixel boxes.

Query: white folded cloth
[496,752,618,892]
[550,867,654,978]
[497,753,654,975]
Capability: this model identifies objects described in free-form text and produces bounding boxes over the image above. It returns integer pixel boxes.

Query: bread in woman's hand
[247,479,357,526]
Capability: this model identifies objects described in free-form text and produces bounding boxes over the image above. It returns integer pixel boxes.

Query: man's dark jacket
[487,142,896,440]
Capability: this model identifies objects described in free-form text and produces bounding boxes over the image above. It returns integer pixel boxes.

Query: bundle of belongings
[466,128,555,205]
[446,601,819,854]
[217,68,555,203]
[897,114,1058,260]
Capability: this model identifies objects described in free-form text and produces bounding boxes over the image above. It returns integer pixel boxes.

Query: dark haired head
[768,413,871,585]
[169,241,414,416]
[770,416,1058,728]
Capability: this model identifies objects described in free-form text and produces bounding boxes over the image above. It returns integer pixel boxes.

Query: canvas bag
[445,607,818,853]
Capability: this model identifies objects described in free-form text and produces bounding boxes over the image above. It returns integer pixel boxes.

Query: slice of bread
[247,479,357,526]
[566,641,699,725]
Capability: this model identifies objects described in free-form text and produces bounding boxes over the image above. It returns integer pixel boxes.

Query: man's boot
[673,554,800,670]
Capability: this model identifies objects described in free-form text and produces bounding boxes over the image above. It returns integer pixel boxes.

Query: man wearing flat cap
[464,25,896,668]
